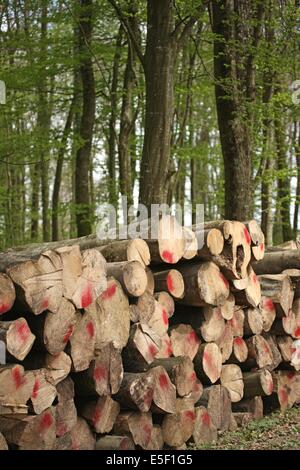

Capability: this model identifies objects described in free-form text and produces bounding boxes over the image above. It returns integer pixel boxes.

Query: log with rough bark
[86,277,130,350]
[0,407,56,450]
[0,318,35,361]
[258,274,294,316]
[253,249,300,275]
[113,411,154,450]
[243,335,274,369]
[122,323,162,370]
[195,384,232,432]
[177,261,230,307]
[79,395,120,433]
[193,343,222,384]
[220,364,244,402]
[73,343,123,397]
[169,324,200,361]
[243,370,273,398]
[153,269,184,299]
[234,266,261,307]
[232,396,263,419]
[95,435,135,450]
[0,274,16,315]
[0,364,34,406]
[243,308,263,336]
[191,406,217,446]
[216,322,234,363]
[161,398,195,447]
[106,261,147,297]
[114,371,155,412]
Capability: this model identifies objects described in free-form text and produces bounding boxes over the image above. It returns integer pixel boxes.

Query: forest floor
[191,406,300,450]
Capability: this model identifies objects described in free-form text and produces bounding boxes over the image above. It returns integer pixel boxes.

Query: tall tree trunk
[75,0,95,236]
[139,0,176,209]
[293,122,300,236]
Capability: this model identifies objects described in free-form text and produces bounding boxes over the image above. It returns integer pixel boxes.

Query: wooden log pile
[0,215,300,450]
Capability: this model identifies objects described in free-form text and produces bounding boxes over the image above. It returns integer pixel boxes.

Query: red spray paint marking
[229,317,236,328]
[86,321,95,338]
[71,435,80,450]
[57,423,67,437]
[148,343,158,358]
[294,326,300,337]
[63,325,74,343]
[166,340,173,357]
[268,381,274,394]
[203,351,214,370]
[120,438,130,450]
[32,378,40,399]
[264,343,271,354]
[159,374,169,389]
[287,371,295,380]
[260,242,265,251]
[234,337,244,346]
[243,227,251,245]
[161,250,174,264]
[263,298,274,312]
[166,273,174,292]
[42,299,49,310]
[201,412,211,426]
[81,283,93,308]
[162,309,169,326]
[101,283,117,301]
[17,321,30,342]
[219,273,229,288]
[12,367,24,389]
[93,407,102,426]
[189,372,196,382]
[93,365,107,383]
[291,347,296,354]
[252,273,257,284]
[187,330,199,344]
[0,303,10,314]
[40,412,53,431]
[279,388,288,404]
[185,410,196,421]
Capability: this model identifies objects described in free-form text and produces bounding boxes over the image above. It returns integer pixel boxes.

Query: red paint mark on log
[189,372,197,382]
[234,337,243,346]
[12,367,24,389]
[40,412,53,431]
[268,381,273,394]
[252,273,257,284]
[32,378,40,399]
[162,309,169,326]
[219,273,229,288]
[165,339,173,357]
[294,326,300,337]
[291,347,296,354]
[279,388,288,404]
[243,227,251,245]
[93,365,107,383]
[57,423,67,437]
[144,388,154,407]
[185,410,196,421]
[17,321,30,342]
[264,343,271,354]
[42,299,49,310]
[161,250,174,264]
[81,283,93,308]
[0,304,10,314]
[148,343,158,358]
[101,283,117,300]
[159,374,169,389]
[263,298,274,312]
[201,411,211,426]
[93,407,102,426]
[71,435,80,450]
[287,371,295,380]
[166,272,174,292]
[63,325,73,343]
[260,242,264,251]
[86,321,95,338]
[120,438,130,450]
[187,330,198,344]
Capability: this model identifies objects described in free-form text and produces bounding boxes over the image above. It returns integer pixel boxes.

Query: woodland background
[0,0,299,249]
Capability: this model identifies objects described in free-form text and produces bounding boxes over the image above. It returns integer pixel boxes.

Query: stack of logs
[0,216,300,450]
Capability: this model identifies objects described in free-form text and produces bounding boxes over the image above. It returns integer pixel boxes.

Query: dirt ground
[191,406,300,450]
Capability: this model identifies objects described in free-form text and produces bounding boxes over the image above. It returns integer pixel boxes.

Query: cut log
[182,227,198,260]
[170,324,200,361]
[229,307,245,337]
[277,335,294,362]
[122,323,162,369]
[55,398,77,438]
[244,335,274,369]
[229,336,248,363]
[149,356,197,397]
[43,298,77,354]
[196,228,224,257]
[0,318,35,360]
[106,261,147,297]
[150,215,185,264]
[80,396,120,433]
[195,384,231,431]
[113,411,153,450]
[263,333,282,370]
[177,261,229,307]
[243,308,263,336]
[193,343,222,384]
[253,249,300,275]
[114,372,155,412]
[86,277,130,350]
[135,292,169,337]
[244,220,265,261]
[154,291,175,318]
[161,398,195,447]
[0,365,34,406]
[149,424,164,450]
[215,322,234,363]
[153,269,184,299]
[95,435,135,450]
[0,407,56,450]
[145,267,155,294]
[99,239,151,266]
[192,406,218,446]
[185,379,204,404]
[155,333,173,359]
[271,310,296,336]
[44,351,72,384]
[220,364,244,402]
[69,417,95,450]
[234,266,261,307]
[243,370,273,398]
[30,369,57,414]
[0,432,8,450]
[259,298,276,332]
[0,273,16,315]
[232,396,263,419]
[69,311,96,372]
[258,274,294,316]
[150,365,176,414]
[220,293,235,320]
[200,306,225,342]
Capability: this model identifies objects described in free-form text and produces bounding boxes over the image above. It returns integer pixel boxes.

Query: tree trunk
[293,122,300,235]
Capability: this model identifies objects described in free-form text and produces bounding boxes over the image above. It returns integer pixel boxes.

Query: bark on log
[253,249,300,275]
